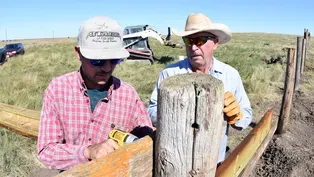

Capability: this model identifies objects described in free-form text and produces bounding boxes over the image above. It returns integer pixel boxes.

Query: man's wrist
[84,146,91,161]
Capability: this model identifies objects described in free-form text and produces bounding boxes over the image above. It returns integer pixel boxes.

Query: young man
[147,13,253,163]
[37,16,153,172]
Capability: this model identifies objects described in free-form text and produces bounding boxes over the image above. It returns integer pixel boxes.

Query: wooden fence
[277,29,311,134]
[294,28,311,92]
[0,29,311,176]
[0,74,275,177]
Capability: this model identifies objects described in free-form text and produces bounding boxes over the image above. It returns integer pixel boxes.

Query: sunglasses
[183,36,216,47]
[89,59,122,66]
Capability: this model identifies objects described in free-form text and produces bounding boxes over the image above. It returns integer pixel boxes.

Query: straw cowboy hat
[172,13,232,44]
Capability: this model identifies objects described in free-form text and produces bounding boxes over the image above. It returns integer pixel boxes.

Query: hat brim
[172,24,231,44]
[80,47,130,60]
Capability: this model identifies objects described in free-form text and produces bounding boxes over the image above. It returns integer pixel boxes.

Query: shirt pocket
[62,119,85,145]
[61,96,89,143]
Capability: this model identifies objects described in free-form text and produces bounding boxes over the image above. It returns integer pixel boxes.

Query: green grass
[0,129,43,177]
[0,33,313,176]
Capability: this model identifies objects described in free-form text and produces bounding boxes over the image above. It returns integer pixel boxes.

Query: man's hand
[223,91,243,124]
[84,139,120,160]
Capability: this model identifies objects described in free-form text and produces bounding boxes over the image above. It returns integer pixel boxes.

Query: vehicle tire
[149,57,155,65]
[0,54,5,63]
[21,50,25,55]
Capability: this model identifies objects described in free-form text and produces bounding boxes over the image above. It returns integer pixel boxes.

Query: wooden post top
[155,73,225,177]
[159,73,223,91]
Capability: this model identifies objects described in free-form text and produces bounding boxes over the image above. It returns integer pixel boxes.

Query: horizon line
[0,31,303,42]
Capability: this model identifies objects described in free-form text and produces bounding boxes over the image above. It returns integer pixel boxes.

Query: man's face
[75,47,120,89]
[184,32,219,72]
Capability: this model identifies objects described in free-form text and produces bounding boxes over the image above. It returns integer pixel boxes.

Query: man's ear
[213,39,219,50]
[74,46,81,61]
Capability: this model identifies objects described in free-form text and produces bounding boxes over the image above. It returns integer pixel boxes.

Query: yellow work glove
[223,91,243,124]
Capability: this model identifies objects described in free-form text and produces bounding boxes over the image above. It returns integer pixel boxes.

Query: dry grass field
[0,33,313,176]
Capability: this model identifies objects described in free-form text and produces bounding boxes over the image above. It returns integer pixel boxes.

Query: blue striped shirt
[147,57,253,163]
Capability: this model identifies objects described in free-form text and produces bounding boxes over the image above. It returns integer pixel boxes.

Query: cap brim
[80,47,130,60]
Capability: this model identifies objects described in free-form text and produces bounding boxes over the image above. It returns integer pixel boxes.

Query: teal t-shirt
[86,89,108,112]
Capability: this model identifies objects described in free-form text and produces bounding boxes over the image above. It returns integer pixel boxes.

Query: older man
[35,16,153,176]
[147,13,253,163]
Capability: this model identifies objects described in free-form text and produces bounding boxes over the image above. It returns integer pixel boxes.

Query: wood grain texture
[56,136,153,177]
[295,37,302,92]
[0,103,39,137]
[155,73,225,177]
[277,48,296,134]
[239,119,277,177]
[215,109,274,177]
[300,39,306,75]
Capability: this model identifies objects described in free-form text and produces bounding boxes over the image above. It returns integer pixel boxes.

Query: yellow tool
[109,129,139,146]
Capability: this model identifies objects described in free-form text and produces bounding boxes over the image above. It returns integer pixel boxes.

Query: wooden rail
[215,109,274,177]
[0,102,39,137]
[239,118,277,177]
[56,136,153,177]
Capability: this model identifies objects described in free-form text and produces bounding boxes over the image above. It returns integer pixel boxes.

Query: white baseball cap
[78,16,130,60]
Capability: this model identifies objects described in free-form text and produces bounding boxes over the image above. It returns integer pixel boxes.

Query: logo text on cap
[86,31,121,43]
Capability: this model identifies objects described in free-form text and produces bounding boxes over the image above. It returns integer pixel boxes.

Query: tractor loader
[122,25,182,64]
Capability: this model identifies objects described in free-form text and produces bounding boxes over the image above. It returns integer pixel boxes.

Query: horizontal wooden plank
[0,103,39,137]
[215,108,274,177]
[56,136,153,177]
[239,120,277,177]
[0,103,40,120]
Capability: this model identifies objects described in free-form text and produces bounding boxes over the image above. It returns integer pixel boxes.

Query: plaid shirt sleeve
[133,93,153,128]
[37,83,89,170]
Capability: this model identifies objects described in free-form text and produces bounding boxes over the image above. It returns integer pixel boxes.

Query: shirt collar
[186,57,223,75]
[211,57,223,75]
[78,68,87,92]
[77,68,116,101]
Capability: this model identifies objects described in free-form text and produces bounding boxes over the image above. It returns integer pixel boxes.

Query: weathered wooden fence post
[276,48,296,134]
[300,38,306,75]
[294,37,302,92]
[306,30,311,48]
[154,73,226,177]
[301,29,310,75]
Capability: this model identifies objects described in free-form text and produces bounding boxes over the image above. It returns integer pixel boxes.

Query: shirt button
[86,100,89,103]
[88,138,91,141]
[91,120,94,123]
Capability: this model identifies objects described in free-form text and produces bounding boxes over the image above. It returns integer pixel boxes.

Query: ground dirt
[249,75,314,177]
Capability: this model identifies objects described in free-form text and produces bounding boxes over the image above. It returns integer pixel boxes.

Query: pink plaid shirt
[37,70,152,170]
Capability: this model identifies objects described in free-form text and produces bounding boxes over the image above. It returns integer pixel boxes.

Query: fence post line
[276,48,296,134]
[154,73,226,177]
[306,29,311,48]
[301,29,310,75]
[304,29,310,70]
[300,38,306,75]
[294,37,302,92]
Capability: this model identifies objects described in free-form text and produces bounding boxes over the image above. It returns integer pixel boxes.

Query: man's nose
[100,60,112,72]
[192,43,199,50]
[190,44,199,52]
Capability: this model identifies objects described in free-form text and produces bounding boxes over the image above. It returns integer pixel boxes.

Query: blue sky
[0,0,313,40]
